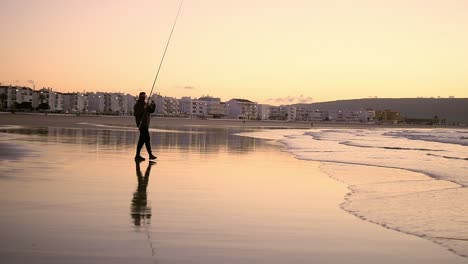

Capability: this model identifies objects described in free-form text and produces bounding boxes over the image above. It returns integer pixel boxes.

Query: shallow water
[0,125,466,264]
[240,128,468,258]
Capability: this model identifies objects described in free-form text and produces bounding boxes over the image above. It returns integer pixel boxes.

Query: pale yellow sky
[1,0,467,104]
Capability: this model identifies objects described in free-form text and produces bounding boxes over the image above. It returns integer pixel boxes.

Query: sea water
[239,128,468,258]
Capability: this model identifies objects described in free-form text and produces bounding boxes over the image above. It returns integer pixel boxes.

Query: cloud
[183,86,195,90]
[266,94,313,105]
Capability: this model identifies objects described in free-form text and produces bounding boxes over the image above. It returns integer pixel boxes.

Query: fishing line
[147,0,184,102]
[138,0,184,129]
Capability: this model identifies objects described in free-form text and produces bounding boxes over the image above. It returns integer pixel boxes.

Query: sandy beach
[2,112,465,130]
[0,114,466,263]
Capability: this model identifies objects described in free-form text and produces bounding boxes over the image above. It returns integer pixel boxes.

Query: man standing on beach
[134,92,157,161]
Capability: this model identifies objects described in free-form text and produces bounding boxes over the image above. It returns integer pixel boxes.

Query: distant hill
[294,98,468,123]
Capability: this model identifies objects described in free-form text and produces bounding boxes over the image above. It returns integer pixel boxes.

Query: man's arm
[147,102,156,114]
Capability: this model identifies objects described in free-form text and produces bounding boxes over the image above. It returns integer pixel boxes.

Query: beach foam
[238,128,468,258]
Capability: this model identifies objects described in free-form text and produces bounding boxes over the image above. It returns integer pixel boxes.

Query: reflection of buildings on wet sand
[131,161,154,226]
[0,126,266,154]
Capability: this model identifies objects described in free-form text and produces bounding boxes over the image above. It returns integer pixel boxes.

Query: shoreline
[238,128,468,260]
[1,112,467,129]
[320,162,467,259]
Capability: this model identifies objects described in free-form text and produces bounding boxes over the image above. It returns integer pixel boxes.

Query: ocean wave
[339,141,444,152]
[426,153,468,161]
[384,130,468,146]
[238,128,468,259]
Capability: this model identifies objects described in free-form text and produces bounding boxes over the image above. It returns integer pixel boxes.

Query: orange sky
[1,0,468,104]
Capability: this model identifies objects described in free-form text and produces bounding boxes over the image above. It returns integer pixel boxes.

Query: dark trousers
[136,126,152,156]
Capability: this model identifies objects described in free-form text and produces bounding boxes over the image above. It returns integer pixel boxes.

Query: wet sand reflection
[131,161,155,226]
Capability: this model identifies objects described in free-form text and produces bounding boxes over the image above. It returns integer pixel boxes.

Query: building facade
[257,104,271,120]
[0,85,34,109]
[151,94,180,116]
[179,97,208,117]
[32,88,63,111]
[269,105,296,121]
[375,109,402,123]
[225,99,258,119]
[198,96,225,118]
[62,93,88,113]
[126,94,136,116]
[86,92,105,113]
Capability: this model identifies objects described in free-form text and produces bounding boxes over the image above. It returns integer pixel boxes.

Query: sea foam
[238,128,468,258]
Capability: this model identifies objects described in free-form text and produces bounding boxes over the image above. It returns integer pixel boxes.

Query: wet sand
[1,112,463,129]
[0,122,466,263]
[0,113,312,129]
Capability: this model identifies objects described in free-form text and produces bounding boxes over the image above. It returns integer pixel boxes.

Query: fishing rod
[147,0,184,103]
[138,0,184,129]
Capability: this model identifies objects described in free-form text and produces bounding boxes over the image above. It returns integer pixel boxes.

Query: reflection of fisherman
[131,161,155,226]
[134,92,157,161]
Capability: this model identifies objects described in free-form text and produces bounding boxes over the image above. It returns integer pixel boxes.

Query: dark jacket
[134,99,155,128]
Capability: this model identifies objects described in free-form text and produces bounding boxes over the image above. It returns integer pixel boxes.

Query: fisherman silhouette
[134,92,157,161]
[131,160,155,226]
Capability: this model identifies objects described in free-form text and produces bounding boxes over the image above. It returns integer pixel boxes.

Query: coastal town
[0,85,429,124]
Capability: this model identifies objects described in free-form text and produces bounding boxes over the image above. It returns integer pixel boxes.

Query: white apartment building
[269,105,296,121]
[257,104,271,120]
[107,93,128,114]
[327,110,367,122]
[87,92,105,113]
[225,99,258,119]
[87,92,127,114]
[163,96,180,116]
[151,94,180,116]
[296,107,324,121]
[62,93,88,113]
[52,92,64,111]
[32,88,63,111]
[285,106,296,121]
[0,85,34,109]
[179,97,208,117]
[198,96,225,118]
[357,109,376,123]
[126,94,136,115]
[152,94,165,115]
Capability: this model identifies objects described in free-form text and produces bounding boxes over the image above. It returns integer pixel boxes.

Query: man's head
[138,92,146,100]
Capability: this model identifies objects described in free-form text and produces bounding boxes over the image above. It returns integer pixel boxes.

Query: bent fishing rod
[147,0,184,103]
[139,0,184,129]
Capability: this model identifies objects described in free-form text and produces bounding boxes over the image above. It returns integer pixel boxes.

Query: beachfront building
[163,96,180,116]
[107,93,128,115]
[152,94,165,115]
[225,99,258,120]
[32,88,63,111]
[179,97,208,118]
[375,109,402,123]
[126,94,136,115]
[357,109,376,123]
[325,109,376,123]
[257,104,271,120]
[327,110,356,122]
[269,105,296,121]
[62,92,88,113]
[0,85,34,110]
[151,94,180,116]
[198,96,225,118]
[295,107,324,121]
[86,92,105,113]
[52,91,64,112]
[86,92,128,115]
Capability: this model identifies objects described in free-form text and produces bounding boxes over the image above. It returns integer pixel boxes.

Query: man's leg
[135,129,146,160]
[142,128,157,159]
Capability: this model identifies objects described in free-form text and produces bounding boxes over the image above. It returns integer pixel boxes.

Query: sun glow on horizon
[1,0,468,104]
